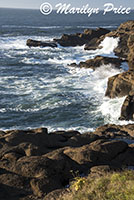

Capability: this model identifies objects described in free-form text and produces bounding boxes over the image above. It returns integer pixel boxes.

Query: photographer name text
[40,3,133,16]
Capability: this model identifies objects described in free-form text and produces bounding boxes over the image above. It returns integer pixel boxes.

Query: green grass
[60,170,134,200]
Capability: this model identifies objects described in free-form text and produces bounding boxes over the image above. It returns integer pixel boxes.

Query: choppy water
[0,8,134,132]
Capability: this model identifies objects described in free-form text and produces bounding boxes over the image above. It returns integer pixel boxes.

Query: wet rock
[69,56,125,70]
[54,28,110,47]
[119,92,134,120]
[84,37,101,50]
[105,71,134,98]
[26,39,58,48]
[114,33,129,59]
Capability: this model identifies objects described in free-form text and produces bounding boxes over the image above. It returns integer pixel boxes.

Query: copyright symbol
[40,2,52,15]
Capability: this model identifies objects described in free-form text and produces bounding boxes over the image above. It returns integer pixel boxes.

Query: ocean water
[0,8,134,132]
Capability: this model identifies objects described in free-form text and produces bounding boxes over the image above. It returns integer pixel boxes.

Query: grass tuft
[60,170,134,200]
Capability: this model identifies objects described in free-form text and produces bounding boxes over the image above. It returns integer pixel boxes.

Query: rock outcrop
[127,34,134,70]
[54,28,110,47]
[0,125,134,199]
[84,20,134,59]
[69,56,125,70]
[105,71,134,98]
[102,20,134,59]
[119,92,134,120]
[26,39,58,48]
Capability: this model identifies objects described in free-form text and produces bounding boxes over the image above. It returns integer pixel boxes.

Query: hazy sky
[0,0,134,10]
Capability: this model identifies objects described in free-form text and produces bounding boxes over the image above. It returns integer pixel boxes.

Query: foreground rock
[26,39,58,48]
[105,70,134,98]
[54,28,110,47]
[0,125,134,199]
[69,56,125,70]
[119,92,134,120]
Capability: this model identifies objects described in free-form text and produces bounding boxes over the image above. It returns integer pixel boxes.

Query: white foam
[86,37,119,58]
[0,36,52,50]
[99,37,119,54]
[0,34,131,131]
[2,25,61,29]
[100,96,126,123]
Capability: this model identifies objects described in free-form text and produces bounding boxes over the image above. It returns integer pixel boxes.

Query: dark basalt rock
[114,33,129,59]
[54,28,110,47]
[105,70,134,98]
[84,37,102,50]
[69,56,125,70]
[127,34,134,70]
[0,124,134,199]
[26,39,58,48]
[119,92,134,120]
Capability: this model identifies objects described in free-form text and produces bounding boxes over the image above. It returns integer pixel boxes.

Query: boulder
[54,28,110,47]
[119,92,134,120]
[69,56,125,70]
[105,71,134,98]
[26,39,58,48]
[64,139,128,167]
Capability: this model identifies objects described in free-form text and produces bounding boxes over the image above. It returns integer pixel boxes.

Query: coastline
[1,19,134,199]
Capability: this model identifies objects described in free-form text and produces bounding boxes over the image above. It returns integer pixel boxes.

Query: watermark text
[40,2,132,16]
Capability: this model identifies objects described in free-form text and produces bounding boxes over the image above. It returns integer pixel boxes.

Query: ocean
[0,8,134,132]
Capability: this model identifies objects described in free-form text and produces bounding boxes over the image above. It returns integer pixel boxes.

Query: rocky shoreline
[1,124,134,200]
[1,20,134,199]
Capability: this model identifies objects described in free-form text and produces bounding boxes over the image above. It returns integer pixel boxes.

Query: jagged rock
[69,56,125,70]
[109,21,134,59]
[105,71,134,98]
[119,92,134,120]
[26,39,58,48]
[114,33,129,59]
[54,28,110,47]
[84,37,102,50]
[117,20,134,32]
[127,34,134,70]
[90,21,134,59]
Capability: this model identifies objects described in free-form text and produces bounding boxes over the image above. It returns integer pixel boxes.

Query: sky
[0,0,134,10]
